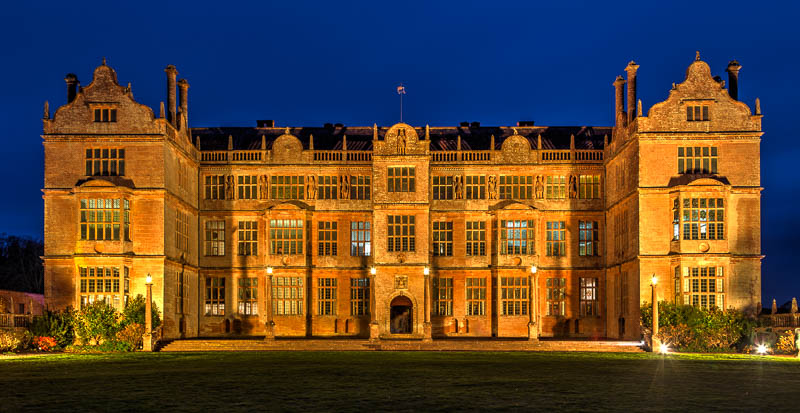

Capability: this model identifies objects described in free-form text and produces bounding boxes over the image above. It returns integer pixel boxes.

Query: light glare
[756,344,768,355]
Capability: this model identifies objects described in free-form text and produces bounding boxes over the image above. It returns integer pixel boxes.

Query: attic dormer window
[94,107,117,122]
[686,105,709,121]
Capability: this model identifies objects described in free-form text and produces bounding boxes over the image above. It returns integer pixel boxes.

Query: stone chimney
[613,75,626,127]
[726,60,742,101]
[165,65,178,127]
[178,78,189,126]
[625,61,639,123]
[65,73,79,103]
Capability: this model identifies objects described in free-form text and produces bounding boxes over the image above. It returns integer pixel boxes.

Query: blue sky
[1,0,797,304]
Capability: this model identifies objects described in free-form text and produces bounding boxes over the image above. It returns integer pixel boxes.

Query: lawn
[1,351,798,412]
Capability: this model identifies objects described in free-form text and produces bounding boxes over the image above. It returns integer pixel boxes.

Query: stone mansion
[42,54,762,341]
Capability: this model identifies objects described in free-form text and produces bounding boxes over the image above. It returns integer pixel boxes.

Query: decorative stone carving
[382,123,420,155]
[501,132,531,163]
[395,275,408,290]
[225,175,235,200]
[271,130,303,163]
[535,176,544,199]
[488,175,498,200]
[453,175,464,200]
[258,175,268,200]
[397,128,407,155]
[339,175,350,199]
[306,175,317,200]
[568,175,578,199]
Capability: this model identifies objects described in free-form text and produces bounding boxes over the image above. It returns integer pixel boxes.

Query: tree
[0,233,44,293]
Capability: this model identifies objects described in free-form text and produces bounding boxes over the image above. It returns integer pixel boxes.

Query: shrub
[640,301,755,352]
[117,323,145,350]
[29,309,75,348]
[0,330,33,352]
[34,336,58,351]
[774,330,797,355]
[75,301,121,345]
[122,295,161,329]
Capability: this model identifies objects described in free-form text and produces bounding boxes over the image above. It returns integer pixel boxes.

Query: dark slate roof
[191,125,611,152]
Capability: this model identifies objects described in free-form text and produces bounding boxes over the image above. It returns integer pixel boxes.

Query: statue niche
[453,175,464,200]
[339,175,351,199]
[383,123,420,155]
[488,175,498,200]
[569,175,578,199]
[535,176,544,199]
[306,175,317,200]
[259,175,268,200]
[225,175,235,200]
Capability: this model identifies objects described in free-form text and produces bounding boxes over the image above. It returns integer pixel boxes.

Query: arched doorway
[390,295,413,334]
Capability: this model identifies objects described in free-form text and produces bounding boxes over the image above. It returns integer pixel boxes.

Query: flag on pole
[397,85,406,95]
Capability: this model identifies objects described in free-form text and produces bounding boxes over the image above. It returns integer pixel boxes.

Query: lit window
[500,220,535,255]
[387,215,415,252]
[78,267,125,310]
[238,278,258,315]
[578,221,599,256]
[272,276,303,315]
[80,198,130,241]
[579,278,598,317]
[432,221,453,256]
[578,175,601,199]
[546,221,566,256]
[546,278,566,316]
[682,198,724,240]
[269,219,303,255]
[466,277,486,316]
[350,221,371,256]
[546,176,566,199]
[683,266,725,309]
[433,278,453,316]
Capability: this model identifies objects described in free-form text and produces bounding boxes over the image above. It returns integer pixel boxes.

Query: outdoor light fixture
[423,267,430,276]
[659,343,670,354]
[530,265,537,274]
[145,273,152,284]
[756,344,768,355]
[370,267,377,275]
[651,275,658,285]
[266,267,273,275]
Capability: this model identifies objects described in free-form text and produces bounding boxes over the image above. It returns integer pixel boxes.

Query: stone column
[495,272,501,336]
[423,273,432,341]
[264,269,275,340]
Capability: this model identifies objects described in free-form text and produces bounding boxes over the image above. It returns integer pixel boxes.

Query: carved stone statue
[397,128,407,155]
[569,175,578,199]
[535,176,544,199]
[306,175,317,200]
[225,175,235,200]
[453,175,464,200]
[258,175,268,200]
[488,175,498,200]
[339,175,351,199]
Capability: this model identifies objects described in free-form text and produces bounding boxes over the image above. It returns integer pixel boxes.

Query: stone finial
[490,134,495,150]
[284,126,290,135]
[755,98,761,115]
[228,135,233,151]
[457,134,461,150]
[637,99,643,117]
[512,127,518,136]
[792,298,798,314]
[261,135,266,150]
[43,101,49,119]
[603,134,608,148]
[672,82,677,90]
[373,123,378,140]
[772,299,777,314]
[159,101,165,118]
[695,51,700,61]
[102,56,107,65]
[196,136,201,150]
[537,134,542,150]
[342,134,347,151]
[570,134,575,150]
[309,134,314,150]
[425,124,430,140]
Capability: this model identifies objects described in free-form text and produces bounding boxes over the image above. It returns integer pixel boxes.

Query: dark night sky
[1,1,797,305]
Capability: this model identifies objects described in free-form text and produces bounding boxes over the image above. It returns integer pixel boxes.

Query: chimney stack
[625,61,639,123]
[178,78,189,126]
[165,65,178,127]
[613,75,626,127]
[726,60,742,101]
[65,73,79,103]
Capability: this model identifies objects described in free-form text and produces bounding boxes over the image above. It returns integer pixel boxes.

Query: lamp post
[422,265,432,341]
[265,267,275,340]
[143,273,153,352]
[651,274,660,352]
[368,266,379,342]
[528,265,538,341]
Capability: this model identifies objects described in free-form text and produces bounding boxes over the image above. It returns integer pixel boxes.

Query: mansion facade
[42,55,763,341]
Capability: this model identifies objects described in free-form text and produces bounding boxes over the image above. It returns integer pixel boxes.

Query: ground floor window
[350,278,369,316]
[273,276,304,315]
[238,277,258,315]
[317,278,337,315]
[79,266,127,310]
[683,266,724,309]
[546,278,566,316]
[579,277,598,316]
[205,277,226,315]
[433,277,453,316]
[501,277,528,316]
[466,277,486,316]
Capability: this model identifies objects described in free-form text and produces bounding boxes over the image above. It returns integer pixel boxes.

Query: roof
[190,125,611,152]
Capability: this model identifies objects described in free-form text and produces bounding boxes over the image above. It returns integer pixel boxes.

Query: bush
[0,330,33,352]
[117,323,145,350]
[640,301,755,352]
[75,301,121,345]
[29,309,75,348]
[33,336,58,351]
[122,295,161,329]
[774,330,797,355]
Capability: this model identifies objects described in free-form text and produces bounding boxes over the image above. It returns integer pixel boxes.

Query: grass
[1,351,798,412]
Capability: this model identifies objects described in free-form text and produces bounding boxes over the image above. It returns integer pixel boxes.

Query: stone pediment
[667,175,730,188]
[374,123,429,155]
[267,201,311,211]
[500,130,531,163]
[637,55,761,133]
[271,128,304,163]
[490,200,536,211]
[74,176,136,189]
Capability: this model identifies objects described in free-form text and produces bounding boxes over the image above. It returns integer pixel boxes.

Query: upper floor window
[546,176,566,199]
[578,175,601,199]
[318,221,338,256]
[466,175,486,199]
[682,198,724,240]
[350,221,371,256]
[678,147,718,174]
[175,210,189,252]
[432,221,453,256]
[271,176,304,200]
[500,220,535,255]
[80,198,130,241]
[269,219,303,255]
[546,221,566,256]
[578,221,599,256]
[686,104,710,121]
[93,107,117,123]
[238,221,258,255]
[432,176,454,200]
[204,220,225,256]
[350,176,371,200]
[86,148,125,176]
[388,167,415,192]
[387,215,415,252]
[499,176,533,200]
[466,221,486,256]
[238,176,258,200]
[205,175,225,200]
[318,176,338,200]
